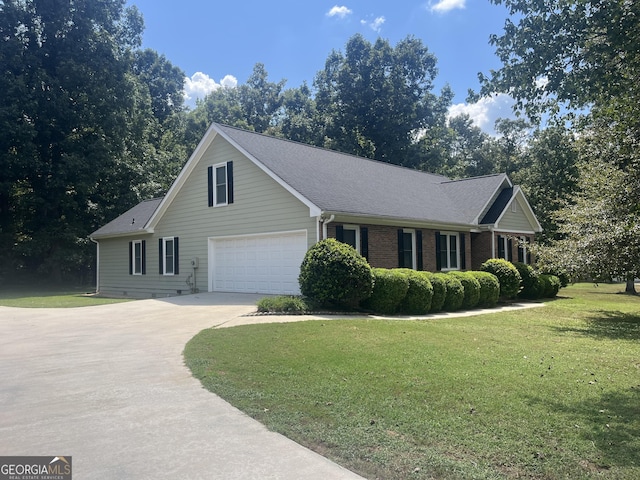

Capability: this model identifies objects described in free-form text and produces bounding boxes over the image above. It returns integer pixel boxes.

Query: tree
[479,0,640,291]
[0,0,165,282]
[314,34,453,165]
[439,114,496,178]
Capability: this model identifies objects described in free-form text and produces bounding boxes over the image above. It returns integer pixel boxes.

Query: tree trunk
[625,275,637,294]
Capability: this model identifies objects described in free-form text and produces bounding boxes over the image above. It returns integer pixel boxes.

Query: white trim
[342,224,361,253]
[493,186,543,233]
[162,237,176,276]
[472,175,512,225]
[131,240,143,275]
[438,231,461,271]
[401,228,418,270]
[211,161,229,207]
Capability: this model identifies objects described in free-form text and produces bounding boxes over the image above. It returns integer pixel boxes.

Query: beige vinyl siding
[498,200,535,232]
[98,236,158,297]
[98,135,317,298]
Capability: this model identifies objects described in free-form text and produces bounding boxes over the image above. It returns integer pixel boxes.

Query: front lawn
[0,288,132,308]
[185,283,640,479]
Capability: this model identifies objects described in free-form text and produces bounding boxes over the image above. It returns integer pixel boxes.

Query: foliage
[396,270,433,315]
[447,271,480,309]
[538,274,561,298]
[513,262,542,300]
[438,274,464,311]
[468,271,499,308]
[426,272,447,313]
[298,239,373,309]
[314,34,452,165]
[256,296,311,313]
[361,268,409,315]
[481,259,522,300]
[186,283,640,480]
[0,0,186,282]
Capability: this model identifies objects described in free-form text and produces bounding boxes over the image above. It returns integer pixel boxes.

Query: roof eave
[89,228,155,241]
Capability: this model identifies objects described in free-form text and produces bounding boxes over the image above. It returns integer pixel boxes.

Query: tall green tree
[0,0,159,282]
[314,34,453,165]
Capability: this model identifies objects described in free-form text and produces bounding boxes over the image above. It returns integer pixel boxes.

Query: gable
[493,187,542,233]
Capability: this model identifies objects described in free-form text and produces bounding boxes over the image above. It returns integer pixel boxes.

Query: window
[398,229,422,270]
[129,240,146,275]
[518,236,532,264]
[335,225,368,259]
[497,235,512,261]
[159,237,179,275]
[438,232,460,270]
[208,161,234,207]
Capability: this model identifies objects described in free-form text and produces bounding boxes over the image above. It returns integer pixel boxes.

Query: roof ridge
[440,173,506,184]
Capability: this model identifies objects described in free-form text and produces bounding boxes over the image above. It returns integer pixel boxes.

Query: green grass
[0,288,132,308]
[185,283,640,479]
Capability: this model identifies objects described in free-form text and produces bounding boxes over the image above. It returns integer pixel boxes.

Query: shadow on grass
[526,387,640,470]
[552,311,640,341]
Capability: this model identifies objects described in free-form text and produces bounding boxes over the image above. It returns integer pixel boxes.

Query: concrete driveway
[0,293,364,479]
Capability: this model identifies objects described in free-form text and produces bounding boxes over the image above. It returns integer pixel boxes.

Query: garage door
[209,231,308,294]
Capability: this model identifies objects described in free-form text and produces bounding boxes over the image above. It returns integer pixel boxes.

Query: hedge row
[298,239,561,316]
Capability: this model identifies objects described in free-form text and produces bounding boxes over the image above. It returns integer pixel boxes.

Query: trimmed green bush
[539,274,561,298]
[480,258,522,299]
[361,268,409,315]
[397,269,434,315]
[440,274,464,311]
[448,271,481,309]
[298,239,373,308]
[469,271,500,307]
[513,262,543,300]
[426,272,446,313]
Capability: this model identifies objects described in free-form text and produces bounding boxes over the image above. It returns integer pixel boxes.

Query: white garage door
[209,231,308,294]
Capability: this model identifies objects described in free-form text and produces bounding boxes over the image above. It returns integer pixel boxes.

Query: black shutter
[460,233,466,270]
[527,236,532,264]
[360,227,369,260]
[227,161,234,204]
[435,231,442,271]
[335,225,344,242]
[174,237,179,275]
[207,166,214,207]
[129,242,133,275]
[508,238,513,262]
[397,229,405,267]
[498,235,505,259]
[159,238,164,275]
[141,240,146,275]
[416,230,423,270]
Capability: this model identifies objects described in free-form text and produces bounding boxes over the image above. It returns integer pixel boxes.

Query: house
[90,123,542,298]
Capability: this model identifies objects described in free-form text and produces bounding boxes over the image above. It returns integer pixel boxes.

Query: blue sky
[127,0,517,134]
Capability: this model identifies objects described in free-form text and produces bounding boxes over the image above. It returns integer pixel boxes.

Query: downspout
[321,214,335,240]
[490,227,496,259]
[90,237,99,294]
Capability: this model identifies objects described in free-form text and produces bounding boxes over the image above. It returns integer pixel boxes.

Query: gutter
[320,214,335,240]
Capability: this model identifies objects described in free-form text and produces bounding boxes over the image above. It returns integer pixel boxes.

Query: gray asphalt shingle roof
[216,124,507,225]
[91,198,162,238]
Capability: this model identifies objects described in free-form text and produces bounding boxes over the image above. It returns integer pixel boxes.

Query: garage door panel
[210,231,307,294]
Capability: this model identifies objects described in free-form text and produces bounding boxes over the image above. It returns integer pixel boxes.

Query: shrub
[469,271,500,307]
[298,239,373,308]
[426,272,446,313]
[397,269,434,315]
[361,268,409,315]
[539,274,561,298]
[480,258,522,299]
[439,274,464,311]
[513,262,543,300]
[257,296,310,313]
[448,271,481,309]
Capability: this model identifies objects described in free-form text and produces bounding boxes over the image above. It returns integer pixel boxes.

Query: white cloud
[327,5,352,18]
[429,0,466,13]
[448,94,516,135]
[361,16,386,32]
[183,72,238,108]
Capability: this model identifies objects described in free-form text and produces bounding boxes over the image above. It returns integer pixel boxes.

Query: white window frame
[439,232,460,271]
[132,240,143,275]
[342,224,361,253]
[212,162,228,207]
[497,235,511,261]
[518,236,530,264]
[401,228,417,270]
[163,237,176,275]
